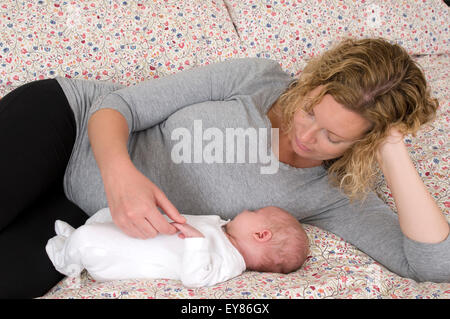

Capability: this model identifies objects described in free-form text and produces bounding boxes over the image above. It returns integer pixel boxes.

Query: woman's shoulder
[206,57,291,80]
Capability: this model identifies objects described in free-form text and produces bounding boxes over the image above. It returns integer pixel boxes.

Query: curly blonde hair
[274,37,439,201]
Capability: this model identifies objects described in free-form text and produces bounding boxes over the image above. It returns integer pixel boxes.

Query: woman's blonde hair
[274,37,439,201]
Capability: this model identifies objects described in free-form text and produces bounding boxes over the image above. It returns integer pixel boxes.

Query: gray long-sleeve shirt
[55,58,450,283]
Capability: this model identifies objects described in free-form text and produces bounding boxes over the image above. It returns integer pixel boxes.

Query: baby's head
[225,206,310,274]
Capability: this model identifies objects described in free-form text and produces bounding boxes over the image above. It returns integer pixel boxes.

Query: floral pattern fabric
[224,0,449,76]
[0,0,247,96]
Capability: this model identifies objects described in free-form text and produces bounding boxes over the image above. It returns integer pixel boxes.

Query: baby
[46,206,309,287]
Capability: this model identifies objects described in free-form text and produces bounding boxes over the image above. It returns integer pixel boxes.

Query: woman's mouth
[295,137,311,152]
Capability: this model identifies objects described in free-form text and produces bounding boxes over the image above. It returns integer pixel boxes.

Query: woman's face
[287,86,372,162]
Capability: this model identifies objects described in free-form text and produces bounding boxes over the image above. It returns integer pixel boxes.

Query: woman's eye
[327,135,341,144]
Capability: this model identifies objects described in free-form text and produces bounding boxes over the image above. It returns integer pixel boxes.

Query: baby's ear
[253,229,272,242]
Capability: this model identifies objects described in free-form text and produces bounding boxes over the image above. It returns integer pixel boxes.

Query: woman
[1,37,448,298]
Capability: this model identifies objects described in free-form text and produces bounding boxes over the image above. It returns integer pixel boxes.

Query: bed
[0,0,448,299]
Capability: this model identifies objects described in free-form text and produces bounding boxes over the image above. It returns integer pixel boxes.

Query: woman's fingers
[105,167,184,239]
[112,209,152,239]
[125,209,166,239]
[133,218,158,239]
[145,206,178,235]
[120,219,148,239]
[122,207,179,239]
[155,189,186,224]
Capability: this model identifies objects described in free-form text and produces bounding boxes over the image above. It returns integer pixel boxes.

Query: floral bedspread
[43,58,450,299]
[41,222,450,299]
[0,0,447,299]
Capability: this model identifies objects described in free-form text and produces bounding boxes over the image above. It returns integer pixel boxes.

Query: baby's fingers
[171,223,187,239]
[171,222,204,238]
[171,222,185,232]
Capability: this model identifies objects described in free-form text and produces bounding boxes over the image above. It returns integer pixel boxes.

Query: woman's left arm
[302,128,450,282]
[376,128,449,244]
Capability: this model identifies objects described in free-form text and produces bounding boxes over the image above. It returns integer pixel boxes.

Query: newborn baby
[46,206,309,287]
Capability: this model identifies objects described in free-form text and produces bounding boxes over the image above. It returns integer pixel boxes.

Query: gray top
[55,57,450,283]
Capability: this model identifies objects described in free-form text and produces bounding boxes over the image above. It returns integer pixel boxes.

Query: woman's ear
[253,229,272,242]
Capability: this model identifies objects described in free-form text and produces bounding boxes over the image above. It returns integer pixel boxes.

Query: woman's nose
[298,124,318,144]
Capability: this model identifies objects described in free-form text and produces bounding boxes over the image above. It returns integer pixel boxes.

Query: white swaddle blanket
[45,208,246,287]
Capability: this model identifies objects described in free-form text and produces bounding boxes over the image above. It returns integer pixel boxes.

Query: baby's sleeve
[179,238,222,287]
[179,236,247,287]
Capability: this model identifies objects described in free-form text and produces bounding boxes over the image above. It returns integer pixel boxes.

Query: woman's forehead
[314,94,372,140]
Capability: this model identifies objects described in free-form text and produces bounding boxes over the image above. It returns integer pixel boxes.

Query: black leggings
[0,79,88,299]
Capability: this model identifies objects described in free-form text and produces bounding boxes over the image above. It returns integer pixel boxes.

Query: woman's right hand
[102,162,186,239]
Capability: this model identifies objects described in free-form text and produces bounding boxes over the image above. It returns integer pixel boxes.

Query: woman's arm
[88,108,185,239]
[88,108,132,177]
[87,58,292,134]
[302,192,450,282]
[376,128,449,243]
[302,129,450,282]
[86,58,292,239]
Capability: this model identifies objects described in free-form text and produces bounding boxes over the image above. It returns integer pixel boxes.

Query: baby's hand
[171,222,205,239]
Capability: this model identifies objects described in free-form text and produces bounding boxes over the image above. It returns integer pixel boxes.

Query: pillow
[0,0,246,98]
[224,0,449,75]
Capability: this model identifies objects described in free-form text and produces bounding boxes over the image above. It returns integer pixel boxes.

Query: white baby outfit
[45,208,246,287]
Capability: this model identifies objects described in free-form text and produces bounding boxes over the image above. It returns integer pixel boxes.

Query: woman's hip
[0,78,77,229]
